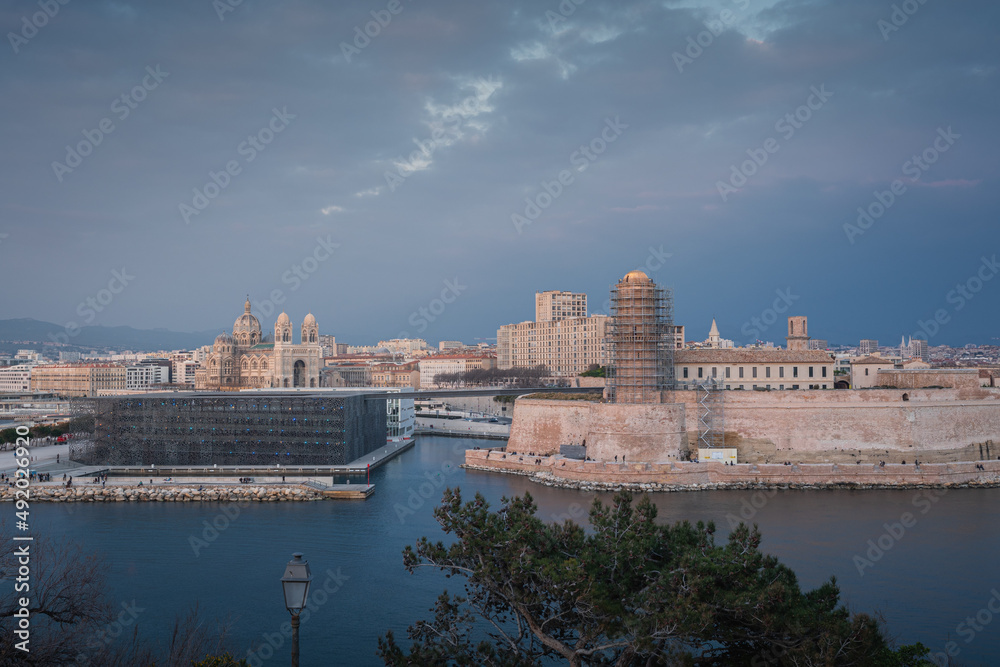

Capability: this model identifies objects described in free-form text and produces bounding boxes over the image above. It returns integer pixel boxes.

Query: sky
[1,0,998,348]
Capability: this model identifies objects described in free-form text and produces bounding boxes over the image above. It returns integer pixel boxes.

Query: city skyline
[2,0,999,348]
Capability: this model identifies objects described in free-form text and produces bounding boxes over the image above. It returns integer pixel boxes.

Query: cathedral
[194,299,323,390]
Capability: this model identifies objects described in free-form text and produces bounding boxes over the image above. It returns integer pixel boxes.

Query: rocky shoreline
[0,484,325,502]
[463,464,1000,492]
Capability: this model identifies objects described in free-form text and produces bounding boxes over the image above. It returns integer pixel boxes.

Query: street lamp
[281,552,312,667]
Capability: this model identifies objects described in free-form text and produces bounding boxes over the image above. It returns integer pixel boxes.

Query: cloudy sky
[2,0,998,348]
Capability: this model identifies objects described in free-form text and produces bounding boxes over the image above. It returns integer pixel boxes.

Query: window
[865,368,869,376]
[698,367,703,379]
[725,367,731,378]
[779,385,784,390]
[779,367,784,378]
[765,367,771,378]
[752,367,758,378]
[739,367,744,379]
[809,366,814,378]
[822,367,827,378]
[683,368,689,379]
[793,367,799,378]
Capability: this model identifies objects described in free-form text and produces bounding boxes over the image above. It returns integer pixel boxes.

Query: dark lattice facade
[71,392,386,466]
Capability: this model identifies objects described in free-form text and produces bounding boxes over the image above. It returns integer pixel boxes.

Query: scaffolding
[607,272,675,404]
[696,378,725,449]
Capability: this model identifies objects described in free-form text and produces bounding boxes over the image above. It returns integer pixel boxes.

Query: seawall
[464,449,1000,491]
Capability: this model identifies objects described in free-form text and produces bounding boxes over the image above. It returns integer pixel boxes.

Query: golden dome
[622,270,651,283]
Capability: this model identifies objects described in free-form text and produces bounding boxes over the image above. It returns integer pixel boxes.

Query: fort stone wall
[506,388,1000,464]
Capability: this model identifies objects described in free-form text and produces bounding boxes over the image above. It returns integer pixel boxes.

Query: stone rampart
[506,388,1000,463]
[507,400,687,461]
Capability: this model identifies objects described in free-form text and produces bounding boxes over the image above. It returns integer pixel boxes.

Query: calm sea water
[33,436,1000,666]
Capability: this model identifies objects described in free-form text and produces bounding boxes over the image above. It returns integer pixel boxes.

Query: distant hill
[0,318,218,354]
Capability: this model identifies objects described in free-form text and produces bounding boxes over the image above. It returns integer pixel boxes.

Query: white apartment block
[418,355,495,388]
[378,338,429,354]
[173,360,200,387]
[0,366,33,393]
[535,290,587,322]
[126,364,170,391]
[497,315,609,377]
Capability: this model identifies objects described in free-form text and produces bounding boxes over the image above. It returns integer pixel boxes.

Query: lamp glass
[281,553,313,613]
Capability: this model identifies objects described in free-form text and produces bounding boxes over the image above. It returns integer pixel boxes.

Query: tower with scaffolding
[607,270,676,404]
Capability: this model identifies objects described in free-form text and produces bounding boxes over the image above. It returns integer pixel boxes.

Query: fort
[466,270,1000,489]
[502,387,1000,465]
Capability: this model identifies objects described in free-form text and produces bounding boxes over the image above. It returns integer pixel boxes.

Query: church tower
[707,318,721,348]
[275,312,292,345]
[786,316,810,352]
[301,313,318,344]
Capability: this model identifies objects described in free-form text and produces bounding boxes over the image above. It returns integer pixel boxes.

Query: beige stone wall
[507,399,687,462]
[506,388,1000,464]
[584,403,687,462]
[876,369,981,390]
[673,388,1000,458]
[507,399,591,454]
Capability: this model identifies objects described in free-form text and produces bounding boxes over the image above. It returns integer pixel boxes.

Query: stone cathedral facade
[194,300,322,390]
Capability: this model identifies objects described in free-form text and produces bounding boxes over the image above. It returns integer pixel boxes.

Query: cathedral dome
[276,312,291,325]
[233,299,261,337]
[214,332,233,347]
[303,313,316,326]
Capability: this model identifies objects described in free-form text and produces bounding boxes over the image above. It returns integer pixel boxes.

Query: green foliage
[380,489,934,667]
[578,365,606,378]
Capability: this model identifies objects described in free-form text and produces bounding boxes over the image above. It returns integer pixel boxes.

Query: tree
[379,489,932,666]
[579,365,606,378]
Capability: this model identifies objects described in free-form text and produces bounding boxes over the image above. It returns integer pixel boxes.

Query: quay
[0,438,415,502]
[464,448,1000,491]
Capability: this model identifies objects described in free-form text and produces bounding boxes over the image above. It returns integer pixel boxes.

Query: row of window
[683,365,829,380]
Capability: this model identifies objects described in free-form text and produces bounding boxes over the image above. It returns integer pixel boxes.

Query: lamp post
[281,552,312,667]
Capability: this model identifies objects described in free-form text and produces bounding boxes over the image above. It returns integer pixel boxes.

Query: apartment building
[31,363,127,397]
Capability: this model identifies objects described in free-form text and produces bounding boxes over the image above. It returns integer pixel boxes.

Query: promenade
[464,448,1000,490]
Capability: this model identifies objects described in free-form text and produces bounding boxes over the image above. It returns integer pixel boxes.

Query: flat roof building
[72,391,387,466]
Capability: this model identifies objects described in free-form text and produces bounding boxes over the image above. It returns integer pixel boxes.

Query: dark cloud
[1,0,997,347]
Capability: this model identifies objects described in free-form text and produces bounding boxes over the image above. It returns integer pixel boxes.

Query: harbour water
[32,436,1000,666]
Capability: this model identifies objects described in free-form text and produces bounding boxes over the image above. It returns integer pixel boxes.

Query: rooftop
[675,349,835,364]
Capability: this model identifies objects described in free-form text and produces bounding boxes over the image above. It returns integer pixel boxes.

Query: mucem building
[71,391,386,466]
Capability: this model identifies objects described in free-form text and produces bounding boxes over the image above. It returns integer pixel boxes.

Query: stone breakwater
[464,449,1000,492]
[0,485,325,503]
